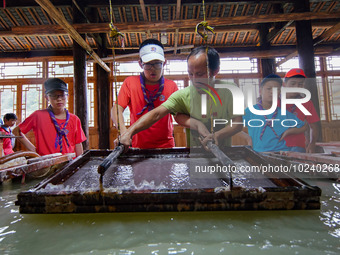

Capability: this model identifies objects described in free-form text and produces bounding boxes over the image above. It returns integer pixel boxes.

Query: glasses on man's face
[48,94,67,100]
[142,62,163,70]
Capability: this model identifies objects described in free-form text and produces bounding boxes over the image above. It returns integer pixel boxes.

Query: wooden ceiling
[0,0,340,60]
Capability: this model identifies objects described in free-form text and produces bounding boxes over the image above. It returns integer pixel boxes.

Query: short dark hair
[139,38,164,50]
[260,74,283,87]
[187,46,220,72]
[284,75,305,83]
[4,113,17,121]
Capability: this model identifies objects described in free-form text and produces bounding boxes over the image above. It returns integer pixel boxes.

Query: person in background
[13,78,87,157]
[282,68,320,153]
[241,74,307,152]
[111,38,178,149]
[0,113,18,155]
[119,46,243,150]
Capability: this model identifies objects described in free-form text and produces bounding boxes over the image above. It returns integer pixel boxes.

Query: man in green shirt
[120,46,243,150]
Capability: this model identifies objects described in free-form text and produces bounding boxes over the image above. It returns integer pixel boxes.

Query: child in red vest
[13,78,87,157]
[111,39,178,149]
[0,113,18,155]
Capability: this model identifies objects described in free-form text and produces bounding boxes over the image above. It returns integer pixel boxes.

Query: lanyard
[47,105,70,152]
[137,73,164,115]
[257,101,280,140]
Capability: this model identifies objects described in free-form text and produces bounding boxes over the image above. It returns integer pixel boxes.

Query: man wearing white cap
[111,39,178,149]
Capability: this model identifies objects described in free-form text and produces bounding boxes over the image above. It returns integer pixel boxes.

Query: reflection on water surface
[0,179,339,255]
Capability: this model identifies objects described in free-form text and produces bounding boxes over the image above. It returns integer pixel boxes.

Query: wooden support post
[258,23,275,77]
[87,7,110,149]
[319,57,331,122]
[295,0,322,143]
[295,0,319,112]
[72,1,89,150]
[96,33,110,149]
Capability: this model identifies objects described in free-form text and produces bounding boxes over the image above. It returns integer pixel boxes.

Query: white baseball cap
[139,44,165,63]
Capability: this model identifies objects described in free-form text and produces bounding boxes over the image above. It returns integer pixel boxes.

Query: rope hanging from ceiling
[109,0,125,142]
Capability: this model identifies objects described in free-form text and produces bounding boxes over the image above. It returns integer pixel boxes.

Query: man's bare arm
[213,116,244,145]
[75,143,84,157]
[111,104,127,134]
[174,113,211,138]
[280,122,308,141]
[306,122,320,153]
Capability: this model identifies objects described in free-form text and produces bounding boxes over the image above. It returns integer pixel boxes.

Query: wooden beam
[139,0,148,21]
[273,44,335,67]
[72,0,90,23]
[58,45,195,67]
[174,28,179,55]
[4,21,337,37]
[313,22,340,46]
[176,0,181,20]
[7,1,303,8]
[57,45,334,66]
[3,11,340,37]
[275,50,297,66]
[1,24,259,36]
[0,44,335,62]
[267,20,294,42]
[35,0,110,72]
